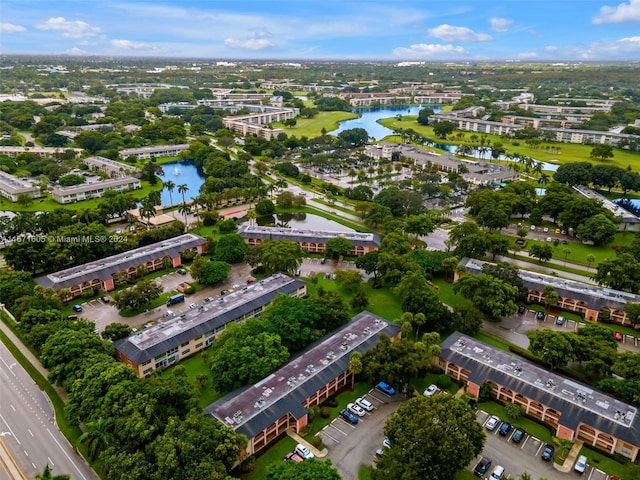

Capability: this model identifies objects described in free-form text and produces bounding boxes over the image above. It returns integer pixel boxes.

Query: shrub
[436,374,453,389]
[184,286,196,294]
[320,407,331,418]
[311,434,323,449]
[323,397,338,408]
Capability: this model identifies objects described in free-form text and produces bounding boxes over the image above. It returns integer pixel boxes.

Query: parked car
[489,465,505,480]
[101,296,110,303]
[485,416,500,431]
[536,311,545,320]
[512,428,525,444]
[466,398,478,411]
[189,303,197,309]
[284,452,304,462]
[423,384,438,397]
[355,397,374,412]
[320,258,326,264]
[543,227,549,233]
[375,448,384,457]
[574,455,588,474]
[347,402,366,417]
[339,408,359,424]
[376,381,395,395]
[204,297,214,302]
[72,304,83,312]
[473,457,492,477]
[246,277,255,284]
[556,315,565,325]
[383,437,391,449]
[541,444,555,461]
[498,421,512,436]
[177,268,187,275]
[295,444,314,459]
[220,290,229,296]
[518,305,526,314]
[67,315,78,320]
[615,331,623,342]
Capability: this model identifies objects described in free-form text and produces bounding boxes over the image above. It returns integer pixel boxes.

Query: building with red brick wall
[440,334,640,461]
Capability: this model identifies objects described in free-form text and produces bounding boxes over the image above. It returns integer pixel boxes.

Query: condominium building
[237,224,381,256]
[0,171,41,202]
[119,144,190,160]
[35,233,206,297]
[50,176,141,204]
[84,156,140,178]
[205,311,401,456]
[115,274,307,376]
[440,334,640,461]
[0,146,83,158]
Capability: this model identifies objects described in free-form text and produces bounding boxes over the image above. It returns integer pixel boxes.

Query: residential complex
[458,258,640,325]
[0,171,41,202]
[84,156,141,178]
[35,233,206,297]
[440,333,640,461]
[0,146,83,158]
[222,105,298,140]
[115,274,307,376]
[573,186,640,232]
[50,176,141,204]
[205,311,401,456]
[118,144,190,160]
[237,224,381,256]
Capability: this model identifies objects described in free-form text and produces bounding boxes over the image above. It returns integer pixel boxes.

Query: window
[181,349,190,356]
[195,343,203,349]
[180,341,189,347]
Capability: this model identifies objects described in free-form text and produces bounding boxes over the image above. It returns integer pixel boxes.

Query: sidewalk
[554,440,584,473]
[286,428,328,458]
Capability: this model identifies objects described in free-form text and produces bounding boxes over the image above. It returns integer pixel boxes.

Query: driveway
[319,388,403,480]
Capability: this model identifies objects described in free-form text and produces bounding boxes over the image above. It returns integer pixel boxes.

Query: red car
[246,277,255,284]
[615,331,623,342]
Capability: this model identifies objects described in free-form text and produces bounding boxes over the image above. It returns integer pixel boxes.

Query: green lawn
[240,435,298,480]
[432,278,464,307]
[358,466,374,480]
[272,111,359,138]
[577,445,632,479]
[377,118,640,171]
[164,351,224,408]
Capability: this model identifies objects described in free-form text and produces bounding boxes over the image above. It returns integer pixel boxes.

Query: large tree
[324,236,353,259]
[453,273,519,319]
[261,240,305,274]
[527,329,576,370]
[199,261,232,285]
[373,395,485,480]
[260,294,322,352]
[266,458,342,480]
[576,213,617,246]
[214,233,249,263]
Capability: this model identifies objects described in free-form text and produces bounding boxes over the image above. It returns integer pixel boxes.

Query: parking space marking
[520,435,529,449]
[337,418,358,429]
[321,426,341,443]
[534,441,544,456]
[366,392,386,404]
[329,421,349,436]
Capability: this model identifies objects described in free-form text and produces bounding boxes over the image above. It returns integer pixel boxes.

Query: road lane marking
[46,428,88,480]
[0,414,20,446]
[520,435,528,449]
[47,457,54,466]
[0,357,15,377]
[27,429,33,437]
[9,405,15,412]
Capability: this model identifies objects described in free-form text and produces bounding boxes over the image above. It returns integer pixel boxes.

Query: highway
[0,341,98,480]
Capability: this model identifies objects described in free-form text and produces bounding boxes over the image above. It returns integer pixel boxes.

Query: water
[156,160,205,207]
[254,213,354,232]
[614,198,640,216]
[330,105,441,141]
[536,188,546,196]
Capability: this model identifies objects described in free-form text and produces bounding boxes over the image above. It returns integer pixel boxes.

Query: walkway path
[554,440,584,473]
[285,428,328,458]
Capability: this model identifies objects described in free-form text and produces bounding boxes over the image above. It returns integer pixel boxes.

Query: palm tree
[79,418,114,461]
[36,465,70,480]
[139,198,156,230]
[178,202,191,228]
[164,180,175,207]
[245,209,257,226]
[177,184,189,205]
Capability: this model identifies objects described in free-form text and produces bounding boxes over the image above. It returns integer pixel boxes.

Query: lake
[156,160,205,207]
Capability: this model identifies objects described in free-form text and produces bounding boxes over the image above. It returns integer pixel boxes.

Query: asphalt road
[0,341,98,480]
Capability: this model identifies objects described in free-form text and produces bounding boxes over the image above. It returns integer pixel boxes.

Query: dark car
[517,305,526,314]
[177,268,187,275]
[498,421,512,436]
[512,428,525,444]
[474,457,492,477]
[376,382,395,396]
[339,408,358,425]
[101,295,110,303]
[72,304,83,312]
[536,311,545,320]
[541,444,555,461]
[467,398,478,411]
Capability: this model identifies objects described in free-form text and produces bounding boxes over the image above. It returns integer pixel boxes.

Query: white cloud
[64,47,87,56]
[427,24,492,42]
[36,17,101,39]
[1,23,26,33]
[489,17,514,32]
[620,35,640,43]
[393,43,466,57]
[593,0,640,23]
[110,39,149,50]
[515,52,539,59]
[224,29,276,50]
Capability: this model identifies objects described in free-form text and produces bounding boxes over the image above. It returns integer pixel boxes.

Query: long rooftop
[0,171,39,194]
[36,234,205,289]
[237,224,381,246]
[206,311,399,438]
[115,274,306,364]
[441,334,640,443]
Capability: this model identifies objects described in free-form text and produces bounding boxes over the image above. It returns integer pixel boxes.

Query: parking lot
[319,387,402,480]
[473,410,609,480]
[298,257,359,279]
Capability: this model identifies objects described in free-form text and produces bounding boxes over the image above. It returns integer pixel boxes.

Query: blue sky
[1,0,639,61]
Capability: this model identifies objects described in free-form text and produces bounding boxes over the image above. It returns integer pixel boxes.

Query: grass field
[273,111,359,138]
[378,117,640,171]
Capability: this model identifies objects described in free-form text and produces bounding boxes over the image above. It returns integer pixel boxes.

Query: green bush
[323,397,338,408]
[184,286,196,294]
[436,374,453,389]
[320,407,331,418]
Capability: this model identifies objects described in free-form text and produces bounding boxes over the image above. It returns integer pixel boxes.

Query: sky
[1,0,639,61]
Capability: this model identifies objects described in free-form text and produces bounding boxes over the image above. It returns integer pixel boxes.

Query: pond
[156,159,206,207]
[330,105,441,142]
[252,213,355,232]
[614,198,640,216]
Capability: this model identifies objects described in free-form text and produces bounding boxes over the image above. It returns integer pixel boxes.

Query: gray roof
[35,234,206,290]
[441,333,640,446]
[237,224,381,248]
[0,171,40,195]
[459,257,640,312]
[204,311,401,440]
[50,176,140,196]
[115,274,306,365]
[120,144,190,155]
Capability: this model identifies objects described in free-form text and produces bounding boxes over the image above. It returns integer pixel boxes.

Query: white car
[347,402,366,417]
[574,455,587,473]
[424,384,438,397]
[355,397,374,412]
[485,416,501,431]
[295,444,314,459]
[189,303,197,309]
